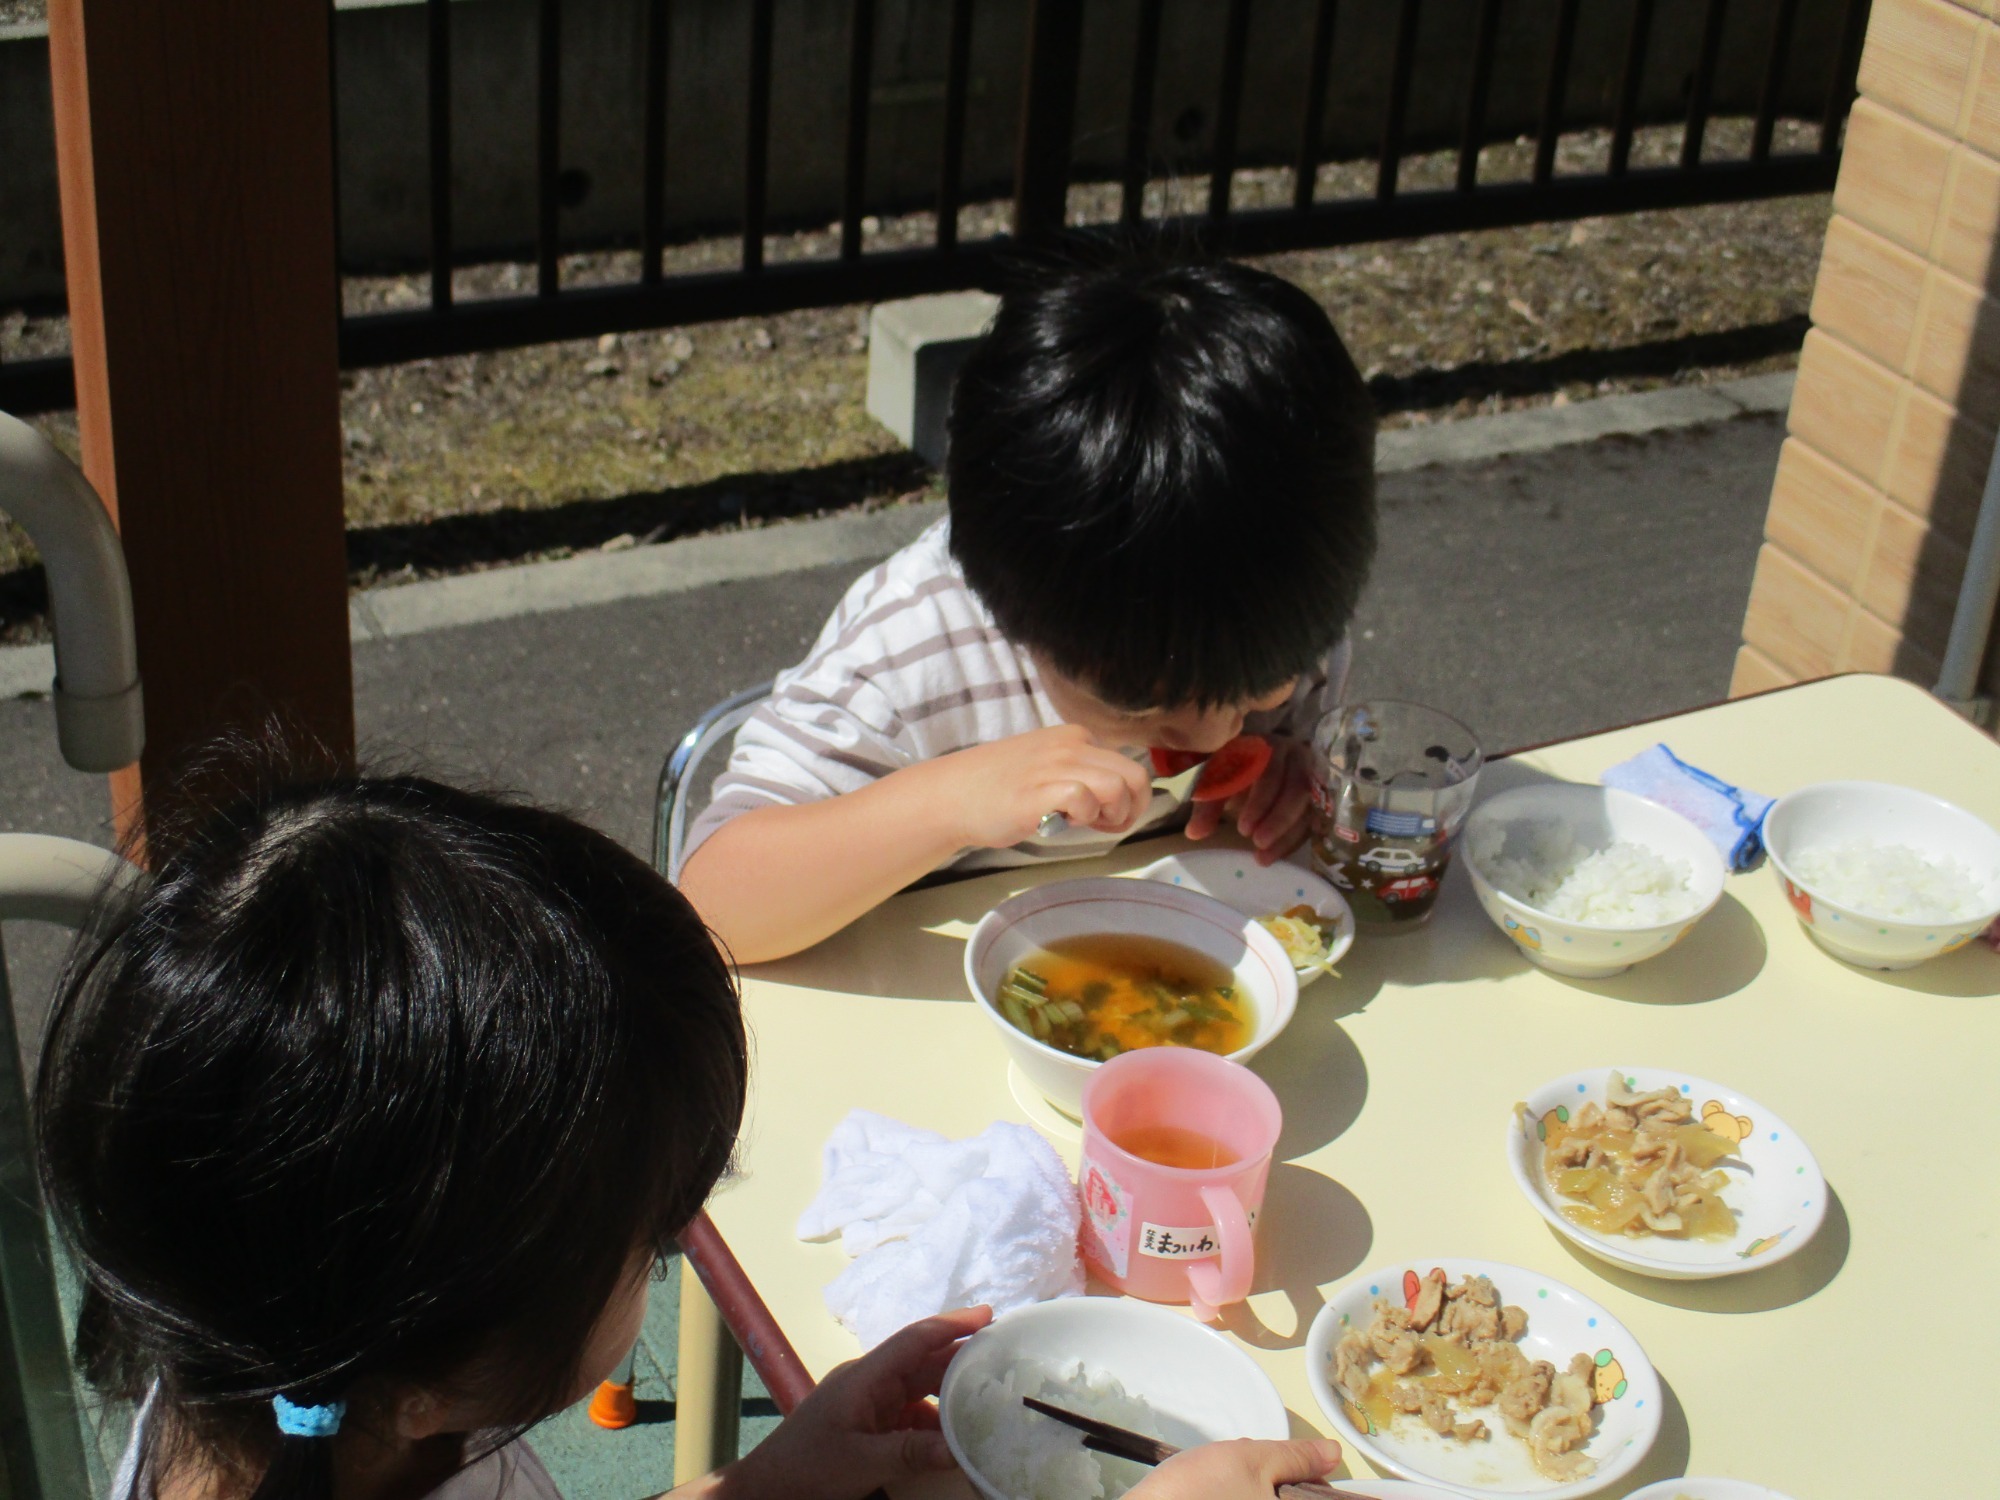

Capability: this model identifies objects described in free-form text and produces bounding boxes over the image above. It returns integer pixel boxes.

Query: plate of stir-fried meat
[1508,1068,1827,1280]
[1307,1262,1661,1497]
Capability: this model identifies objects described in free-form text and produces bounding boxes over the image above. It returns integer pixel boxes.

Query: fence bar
[1292,0,1337,210]
[1207,0,1253,222]
[0,150,1844,419]
[1534,0,1580,186]
[427,0,452,310]
[1751,0,1801,163]
[840,0,876,260]
[1013,0,1085,240]
[743,0,775,272]
[641,0,669,284]
[936,0,974,248]
[1820,0,1871,158]
[1609,0,1654,176]
[1122,0,1165,224]
[1376,0,1421,200]
[535,0,559,298]
[1680,0,1728,170]
[1455,0,1502,193]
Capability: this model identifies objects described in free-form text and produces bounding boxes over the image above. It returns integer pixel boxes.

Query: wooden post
[46,0,354,837]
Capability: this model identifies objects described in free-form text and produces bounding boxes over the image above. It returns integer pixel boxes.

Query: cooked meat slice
[1499,1305,1528,1340]
[1528,1405,1597,1480]
[1335,1331,1373,1399]
[1409,1272,1446,1331]
[1371,1326,1425,1375]
[1418,1394,1457,1436]
[1497,1362,1554,1424]
[1389,1382,1427,1414]
[1452,1419,1489,1442]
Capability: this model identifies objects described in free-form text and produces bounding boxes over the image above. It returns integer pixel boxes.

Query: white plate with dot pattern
[1307,1259,1661,1499]
[1508,1068,1827,1281]
[1132,848,1354,983]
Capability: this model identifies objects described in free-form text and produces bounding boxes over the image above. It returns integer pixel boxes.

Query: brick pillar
[1737,0,2000,703]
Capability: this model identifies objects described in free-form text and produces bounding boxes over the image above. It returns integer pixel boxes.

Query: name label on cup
[1138,1209,1258,1260]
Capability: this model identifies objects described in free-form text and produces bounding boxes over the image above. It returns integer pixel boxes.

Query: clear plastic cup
[1308,700,1483,928]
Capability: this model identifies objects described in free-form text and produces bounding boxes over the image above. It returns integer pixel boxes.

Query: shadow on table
[1552,1182,1850,1314]
[1542,890,1768,1006]
[1253,1011,1369,1159]
[1600,1367,1693,1493]
[1862,945,2000,997]
[749,912,985,1002]
[1224,1165,1373,1352]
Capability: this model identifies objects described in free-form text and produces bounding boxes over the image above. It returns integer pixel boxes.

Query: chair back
[654,681,773,879]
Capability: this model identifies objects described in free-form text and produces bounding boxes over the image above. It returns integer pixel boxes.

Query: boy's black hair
[36,764,745,1500]
[946,243,1377,710]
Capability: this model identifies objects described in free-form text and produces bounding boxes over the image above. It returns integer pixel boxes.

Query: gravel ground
[0,119,1827,636]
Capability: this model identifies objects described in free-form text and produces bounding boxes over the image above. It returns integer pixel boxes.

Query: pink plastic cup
[1076,1048,1283,1321]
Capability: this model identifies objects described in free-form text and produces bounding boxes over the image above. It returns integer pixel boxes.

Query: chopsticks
[1021,1397,1370,1500]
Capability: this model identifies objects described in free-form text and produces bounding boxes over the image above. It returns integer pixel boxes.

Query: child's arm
[679,725,1152,962]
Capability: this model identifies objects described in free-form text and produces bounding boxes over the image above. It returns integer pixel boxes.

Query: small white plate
[1306,1259,1662,1499]
[1623,1481,1797,1500]
[1132,849,1355,983]
[1508,1069,1827,1281]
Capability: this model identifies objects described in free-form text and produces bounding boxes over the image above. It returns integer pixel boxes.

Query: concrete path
[0,377,1789,1496]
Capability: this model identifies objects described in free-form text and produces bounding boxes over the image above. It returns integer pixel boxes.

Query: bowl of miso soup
[964,877,1299,1117]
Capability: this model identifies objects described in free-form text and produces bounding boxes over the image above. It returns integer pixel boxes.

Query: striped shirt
[682,519,1350,875]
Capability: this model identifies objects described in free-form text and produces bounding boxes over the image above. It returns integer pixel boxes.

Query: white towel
[797,1109,1083,1348]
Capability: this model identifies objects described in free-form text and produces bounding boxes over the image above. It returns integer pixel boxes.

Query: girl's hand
[917,726,1153,850]
[1128,1437,1345,1499]
[1185,736,1314,864]
[704,1306,992,1500]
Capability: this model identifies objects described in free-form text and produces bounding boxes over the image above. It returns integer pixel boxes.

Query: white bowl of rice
[1763,780,2000,970]
[940,1298,1289,1500]
[1462,784,1726,979]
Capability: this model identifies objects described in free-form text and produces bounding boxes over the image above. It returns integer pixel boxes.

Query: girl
[35,768,1339,1499]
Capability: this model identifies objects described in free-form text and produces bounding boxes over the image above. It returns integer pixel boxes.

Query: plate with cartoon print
[1131,848,1354,983]
[1508,1068,1827,1280]
[1306,1260,1661,1499]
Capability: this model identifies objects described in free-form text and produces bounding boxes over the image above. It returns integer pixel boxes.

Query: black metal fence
[0,0,1871,418]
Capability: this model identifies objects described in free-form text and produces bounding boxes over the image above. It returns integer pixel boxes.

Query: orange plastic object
[587,1378,638,1430]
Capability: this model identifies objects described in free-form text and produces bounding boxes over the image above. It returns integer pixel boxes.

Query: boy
[679,248,1377,961]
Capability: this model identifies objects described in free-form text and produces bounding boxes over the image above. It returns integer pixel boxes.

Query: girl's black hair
[35,766,746,1499]
[945,238,1378,710]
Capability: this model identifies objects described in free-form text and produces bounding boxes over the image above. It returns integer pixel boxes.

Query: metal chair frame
[652,680,773,883]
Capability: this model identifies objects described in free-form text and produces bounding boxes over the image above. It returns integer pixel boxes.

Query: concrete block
[865,292,999,469]
[1742,542,1851,679]
[1788,327,1899,482]
[1855,0,1979,138]
[1765,437,1881,591]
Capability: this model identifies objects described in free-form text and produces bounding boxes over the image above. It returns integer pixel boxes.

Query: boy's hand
[1185,737,1314,864]
[708,1306,991,1500]
[923,725,1153,849]
[1128,1437,1344,1499]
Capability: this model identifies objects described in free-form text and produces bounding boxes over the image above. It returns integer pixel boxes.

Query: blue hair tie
[272,1394,346,1438]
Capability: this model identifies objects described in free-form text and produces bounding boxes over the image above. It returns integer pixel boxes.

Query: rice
[1790,838,1985,922]
[1470,819,1700,926]
[955,1358,1160,1500]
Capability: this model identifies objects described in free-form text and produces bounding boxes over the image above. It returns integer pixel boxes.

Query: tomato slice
[1189,735,1272,803]
[1148,746,1207,777]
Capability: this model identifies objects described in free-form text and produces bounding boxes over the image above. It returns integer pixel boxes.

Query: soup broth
[996,933,1253,1061]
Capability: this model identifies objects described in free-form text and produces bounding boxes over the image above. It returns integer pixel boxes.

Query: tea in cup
[1076,1048,1281,1320]
[1309,700,1483,927]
